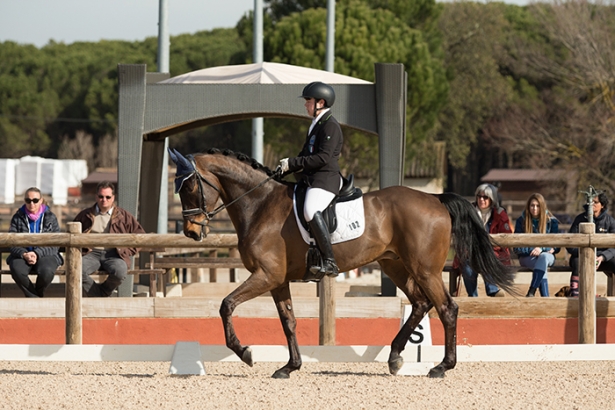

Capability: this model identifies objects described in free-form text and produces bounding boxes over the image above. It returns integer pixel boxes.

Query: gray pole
[325,0,335,72]
[158,0,169,234]
[319,0,337,346]
[252,0,264,163]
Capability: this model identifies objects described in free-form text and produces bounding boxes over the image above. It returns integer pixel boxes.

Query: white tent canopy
[161,62,373,85]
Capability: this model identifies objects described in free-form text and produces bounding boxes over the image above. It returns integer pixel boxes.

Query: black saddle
[295,174,363,234]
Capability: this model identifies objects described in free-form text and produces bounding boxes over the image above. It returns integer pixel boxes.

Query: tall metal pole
[325,0,336,73]
[158,0,170,234]
[252,0,264,163]
[319,0,336,347]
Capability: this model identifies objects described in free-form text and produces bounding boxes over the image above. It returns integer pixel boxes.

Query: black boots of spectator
[303,211,339,281]
[526,287,537,297]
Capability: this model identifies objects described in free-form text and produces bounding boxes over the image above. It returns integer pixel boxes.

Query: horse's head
[168,148,221,241]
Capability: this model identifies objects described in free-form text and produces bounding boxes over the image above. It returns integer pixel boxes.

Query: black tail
[437,192,518,295]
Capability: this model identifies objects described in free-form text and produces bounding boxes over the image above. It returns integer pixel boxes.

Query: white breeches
[304,187,336,222]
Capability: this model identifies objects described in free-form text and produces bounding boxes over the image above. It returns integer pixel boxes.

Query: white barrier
[1,343,614,363]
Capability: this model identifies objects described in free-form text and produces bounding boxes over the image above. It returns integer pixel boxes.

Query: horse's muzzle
[184,221,210,241]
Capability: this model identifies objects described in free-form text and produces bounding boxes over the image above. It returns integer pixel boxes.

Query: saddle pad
[293,194,365,245]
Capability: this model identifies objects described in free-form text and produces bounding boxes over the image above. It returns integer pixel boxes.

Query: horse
[168,147,516,379]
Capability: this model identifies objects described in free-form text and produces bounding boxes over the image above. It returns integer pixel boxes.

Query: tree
[261,0,447,178]
[435,1,516,193]
[486,0,615,195]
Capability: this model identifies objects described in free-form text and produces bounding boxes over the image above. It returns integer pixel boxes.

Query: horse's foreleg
[269,284,302,379]
[219,271,275,367]
[388,297,432,376]
[427,293,458,378]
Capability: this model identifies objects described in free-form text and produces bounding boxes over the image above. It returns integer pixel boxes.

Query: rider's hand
[279,158,289,173]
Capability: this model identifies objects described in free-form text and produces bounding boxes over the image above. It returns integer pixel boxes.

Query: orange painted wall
[2,318,615,345]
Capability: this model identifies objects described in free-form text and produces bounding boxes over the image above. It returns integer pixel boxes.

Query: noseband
[179,168,222,227]
[178,161,281,228]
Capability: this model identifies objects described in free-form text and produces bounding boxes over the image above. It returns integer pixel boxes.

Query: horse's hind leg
[269,284,302,379]
[382,260,459,378]
[380,262,433,375]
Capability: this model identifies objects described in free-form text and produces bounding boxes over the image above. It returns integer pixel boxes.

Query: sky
[0,0,530,49]
[0,0,254,48]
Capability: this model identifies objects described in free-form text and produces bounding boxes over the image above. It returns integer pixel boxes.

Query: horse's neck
[215,169,283,234]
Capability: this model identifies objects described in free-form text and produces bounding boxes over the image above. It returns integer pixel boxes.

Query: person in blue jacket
[514,193,560,297]
[7,187,63,297]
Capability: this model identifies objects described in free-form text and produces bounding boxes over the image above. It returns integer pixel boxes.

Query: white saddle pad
[293,193,365,245]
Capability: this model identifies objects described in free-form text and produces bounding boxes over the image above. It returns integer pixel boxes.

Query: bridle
[177,158,281,227]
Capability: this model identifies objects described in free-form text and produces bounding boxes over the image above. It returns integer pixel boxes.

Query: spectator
[456,183,512,297]
[73,181,145,297]
[566,192,615,297]
[7,187,63,297]
[514,193,560,297]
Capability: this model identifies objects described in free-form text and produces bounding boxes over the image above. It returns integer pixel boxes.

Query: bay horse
[168,148,516,379]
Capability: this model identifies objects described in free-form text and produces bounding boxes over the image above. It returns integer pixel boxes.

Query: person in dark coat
[279,82,343,280]
[7,187,63,297]
[566,192,615,297]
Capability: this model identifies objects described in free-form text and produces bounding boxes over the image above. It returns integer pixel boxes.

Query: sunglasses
[98,195,113,200]
[25,198,40,204]
[476,195,490,201]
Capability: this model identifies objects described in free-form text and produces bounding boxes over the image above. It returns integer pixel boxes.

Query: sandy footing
[0,360,613,409]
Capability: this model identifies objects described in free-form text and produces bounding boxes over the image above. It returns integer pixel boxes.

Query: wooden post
[318,275,336,345]
[229,248,239,282]
[209,249,217,282]
[66,222,82,344]
[578,223,596,344]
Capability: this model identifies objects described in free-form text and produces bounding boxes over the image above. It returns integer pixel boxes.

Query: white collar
[309,108,330,134]
[96,204,114,215]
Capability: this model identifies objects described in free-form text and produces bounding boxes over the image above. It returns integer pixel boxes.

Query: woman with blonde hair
[514,193,560,297]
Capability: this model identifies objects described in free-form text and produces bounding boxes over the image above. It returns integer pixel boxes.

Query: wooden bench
[144,253,245,296]
[0,247,165,297]
[445,263,615,297]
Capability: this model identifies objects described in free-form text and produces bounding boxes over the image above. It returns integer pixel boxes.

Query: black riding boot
[307,211,339,278]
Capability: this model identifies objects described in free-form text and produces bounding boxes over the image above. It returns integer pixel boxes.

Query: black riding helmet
[300,82,336,112]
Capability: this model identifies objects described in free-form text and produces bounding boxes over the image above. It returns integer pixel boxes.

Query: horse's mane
[204,148,277,177]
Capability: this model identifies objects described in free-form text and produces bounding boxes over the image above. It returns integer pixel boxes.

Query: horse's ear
[168,147,179,164]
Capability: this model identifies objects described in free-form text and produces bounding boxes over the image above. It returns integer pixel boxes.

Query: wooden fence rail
[0,223,606,345]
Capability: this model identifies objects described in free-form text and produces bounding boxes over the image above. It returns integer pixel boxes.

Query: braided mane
[206,148,277,177]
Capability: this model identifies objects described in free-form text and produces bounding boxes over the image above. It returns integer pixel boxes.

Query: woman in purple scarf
[7,187,63,297]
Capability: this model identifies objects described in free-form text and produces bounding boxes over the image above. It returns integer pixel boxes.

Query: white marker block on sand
[169,341,206,375]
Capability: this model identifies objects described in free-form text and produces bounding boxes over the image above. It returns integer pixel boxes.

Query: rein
[181,161,281,226]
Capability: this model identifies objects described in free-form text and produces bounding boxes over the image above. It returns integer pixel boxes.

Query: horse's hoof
[241,347,254,367]
[428,366,445,378]
[272,368,291,379]
[388,357,404,375]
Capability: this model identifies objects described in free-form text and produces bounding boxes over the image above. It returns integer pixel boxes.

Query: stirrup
[323,259,339,277]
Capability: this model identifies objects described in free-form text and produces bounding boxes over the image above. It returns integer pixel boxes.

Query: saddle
[294,174,363,235]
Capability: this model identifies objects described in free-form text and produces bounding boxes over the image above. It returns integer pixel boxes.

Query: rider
[279,81,343,280]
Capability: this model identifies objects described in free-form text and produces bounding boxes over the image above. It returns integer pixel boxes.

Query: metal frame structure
[117,63,406,296]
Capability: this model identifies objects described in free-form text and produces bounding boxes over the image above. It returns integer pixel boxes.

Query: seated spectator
[7,187,63,297]
[455,183,511,297]
[514,193,560,297]
[566,192,615,297]
[73,181,145,297]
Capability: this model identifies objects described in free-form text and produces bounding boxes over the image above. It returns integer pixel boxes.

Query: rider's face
[304,97,316,116]
[304,97,324,117]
